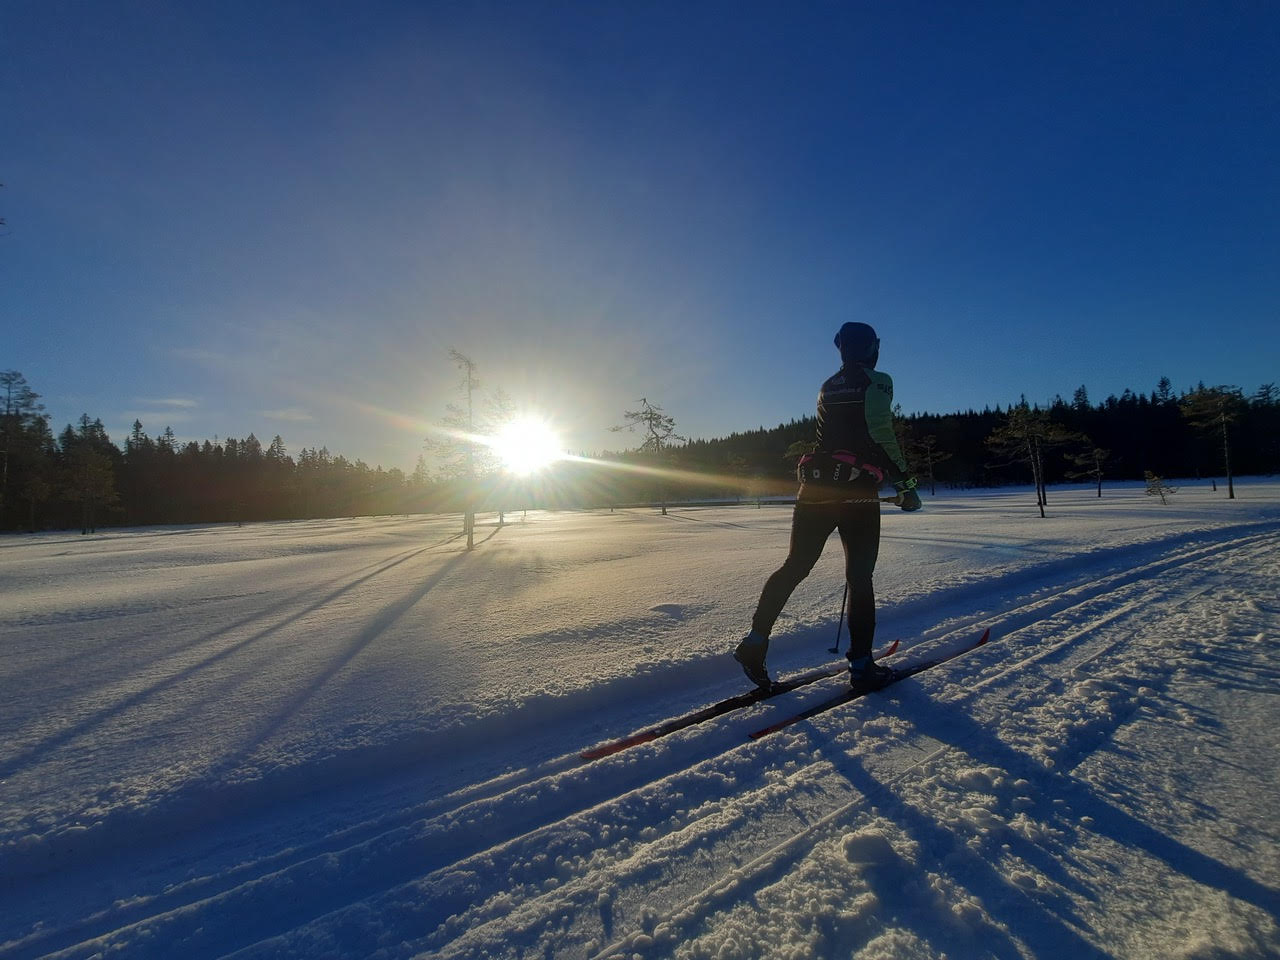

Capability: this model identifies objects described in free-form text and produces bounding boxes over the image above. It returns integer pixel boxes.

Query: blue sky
[4,1,1277,470]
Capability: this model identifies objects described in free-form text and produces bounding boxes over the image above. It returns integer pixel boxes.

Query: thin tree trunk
[1222,415,1235,499]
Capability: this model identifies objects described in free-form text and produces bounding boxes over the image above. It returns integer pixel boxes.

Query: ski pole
[828,583,848,654]
[828,496,902,505]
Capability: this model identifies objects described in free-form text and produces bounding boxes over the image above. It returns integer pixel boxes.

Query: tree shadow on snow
[807,741,1104,959]
[661,511,756,531]
[0,537,462,783]
[210,543,483,776]
[1180,646,1280,697]
[811,690,1280,959]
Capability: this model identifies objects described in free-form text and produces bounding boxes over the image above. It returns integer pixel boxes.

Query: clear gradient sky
[4,2,1277,470]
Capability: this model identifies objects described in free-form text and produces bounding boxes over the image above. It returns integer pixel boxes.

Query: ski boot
[734,630,772,690]
[848,655,895,694]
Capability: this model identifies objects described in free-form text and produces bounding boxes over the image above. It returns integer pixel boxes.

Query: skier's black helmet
[834,322,879,369]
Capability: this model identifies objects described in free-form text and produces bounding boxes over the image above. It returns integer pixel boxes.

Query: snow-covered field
[2,481,1278,959]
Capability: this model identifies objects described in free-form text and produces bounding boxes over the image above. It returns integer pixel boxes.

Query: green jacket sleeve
[865,371,910,481]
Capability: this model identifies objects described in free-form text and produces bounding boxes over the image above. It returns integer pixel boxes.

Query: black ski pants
[751,496,881,661]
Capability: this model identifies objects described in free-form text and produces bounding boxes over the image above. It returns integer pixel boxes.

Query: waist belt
[796,451,885,486]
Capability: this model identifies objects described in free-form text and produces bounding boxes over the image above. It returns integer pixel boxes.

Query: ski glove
[895,478,922,512]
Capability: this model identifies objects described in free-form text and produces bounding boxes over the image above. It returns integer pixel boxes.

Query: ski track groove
[585,538,1276,960]
[411,521,1280,837]
[429,534,1271,959]
[7,523,1277,960]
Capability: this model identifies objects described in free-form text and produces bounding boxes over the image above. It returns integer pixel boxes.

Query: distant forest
[2,370,1276,533]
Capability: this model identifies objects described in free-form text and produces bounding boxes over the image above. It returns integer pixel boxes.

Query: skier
[734,321,921,693]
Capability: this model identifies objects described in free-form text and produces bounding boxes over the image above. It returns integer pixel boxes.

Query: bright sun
[490,416,563,475]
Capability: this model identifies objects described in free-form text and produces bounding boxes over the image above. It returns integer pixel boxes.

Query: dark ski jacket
[815,364,910,485]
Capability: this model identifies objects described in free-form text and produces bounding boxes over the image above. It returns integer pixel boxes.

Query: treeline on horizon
[1,370,1277,534]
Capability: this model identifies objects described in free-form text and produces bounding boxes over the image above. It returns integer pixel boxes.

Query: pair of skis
[580,628,991,761]
[749,627,990,738]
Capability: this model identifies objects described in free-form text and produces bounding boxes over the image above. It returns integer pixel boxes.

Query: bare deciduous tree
[427,350,482,548]
[425,353,526,546]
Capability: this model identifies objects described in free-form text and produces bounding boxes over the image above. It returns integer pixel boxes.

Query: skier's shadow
[810,691,1280,958]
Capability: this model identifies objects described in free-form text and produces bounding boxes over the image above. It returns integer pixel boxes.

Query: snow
[2,481,1278,959]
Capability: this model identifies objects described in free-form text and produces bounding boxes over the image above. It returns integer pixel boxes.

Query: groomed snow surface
[2,482,1278,959]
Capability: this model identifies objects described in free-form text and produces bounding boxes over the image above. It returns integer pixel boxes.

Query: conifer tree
[905,434,952,496]
[60,417,119,533]
[985,403,1083,517]
[1144,471,1176,505]
[613,398,685,514]
[1180,385,1245,499]
[1066,447,1110,497]
[1,371,48,528]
